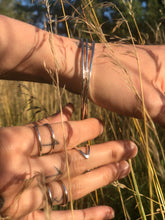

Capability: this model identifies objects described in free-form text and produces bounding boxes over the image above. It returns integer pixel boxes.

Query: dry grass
[1,0,165,219]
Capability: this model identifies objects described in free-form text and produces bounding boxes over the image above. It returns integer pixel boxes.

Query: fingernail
[124,141,138,159]
[129,142,138,158]
[119,161,130,179]
[104,209,115,219]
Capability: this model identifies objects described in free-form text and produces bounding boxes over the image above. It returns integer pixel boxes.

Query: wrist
[57,37,82,94]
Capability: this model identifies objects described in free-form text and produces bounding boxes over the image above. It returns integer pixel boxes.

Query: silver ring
[46,185,53,208]
[46,181,68,208]
[59,180,68,206]
[83,169,91,174]
[77,144,90,159]
[34,124,59,156]
[44,123,57,151]
[34,125,42,156]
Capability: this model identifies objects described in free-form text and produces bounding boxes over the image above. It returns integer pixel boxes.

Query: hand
[0,104,137,220]
[89,44,165,126]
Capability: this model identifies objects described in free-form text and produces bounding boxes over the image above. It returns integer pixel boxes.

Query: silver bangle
[81,38,95,120]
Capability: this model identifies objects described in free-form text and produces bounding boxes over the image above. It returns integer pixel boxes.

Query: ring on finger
[77,144,90,159]
[59,180,68,206]
[46,185,53,208]
[34,124,59,156]
[46,181,68,208]
[44,123,56,153]
[34,125,42,156]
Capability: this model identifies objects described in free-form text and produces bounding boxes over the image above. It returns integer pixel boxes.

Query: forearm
[0,15,164,90]
[1,15,165,123]
[0,15,82,92]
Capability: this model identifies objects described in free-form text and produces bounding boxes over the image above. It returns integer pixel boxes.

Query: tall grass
[1,0,165,219]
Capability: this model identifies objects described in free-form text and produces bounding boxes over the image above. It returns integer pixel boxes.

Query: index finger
[30,118,103,156]
[27,103,74,127]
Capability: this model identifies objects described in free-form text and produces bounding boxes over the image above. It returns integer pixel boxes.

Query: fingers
[30,140,137,178]
[31,118,103,156]
[2,160,129,219]
[68,140,137,177]
[1,117,103,156]
[62,161,130,202]
[42,161,130,208]
[34,206,115,220]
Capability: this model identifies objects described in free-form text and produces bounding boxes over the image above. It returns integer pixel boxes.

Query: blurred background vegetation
[0,0,165,219]
[1,0,165,43]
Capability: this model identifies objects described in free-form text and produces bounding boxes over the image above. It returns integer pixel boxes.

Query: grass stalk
[1,1,165,219]
[60,0,70,38]
[44,0,74,219]
[129,159,147,220]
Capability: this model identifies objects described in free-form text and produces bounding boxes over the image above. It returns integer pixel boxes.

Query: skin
[0,104,138,219]
[0,15,165,125]
[0,14,162,219]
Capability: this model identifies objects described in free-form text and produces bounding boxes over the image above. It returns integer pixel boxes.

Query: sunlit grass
[1,0,165,219]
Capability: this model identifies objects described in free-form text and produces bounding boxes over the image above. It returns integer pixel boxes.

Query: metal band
[46,181,68,208]
[81,38,86,120]
[34,124,59,156]
[87,40,95,95]
[59,180,68,206]
[46,185,53,208]
[44,123,56,151]
[34,125,42,156]
[81,38,95,120]
[77,144,90,159]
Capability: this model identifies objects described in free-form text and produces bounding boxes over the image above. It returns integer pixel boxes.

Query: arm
[0,15,165,124]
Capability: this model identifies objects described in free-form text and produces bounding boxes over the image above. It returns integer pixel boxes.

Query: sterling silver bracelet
[81,38,95,120]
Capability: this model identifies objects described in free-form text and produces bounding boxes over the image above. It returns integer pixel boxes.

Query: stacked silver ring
[46,181,68,208]
[34,123,58,156]
[81,38,95,120]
